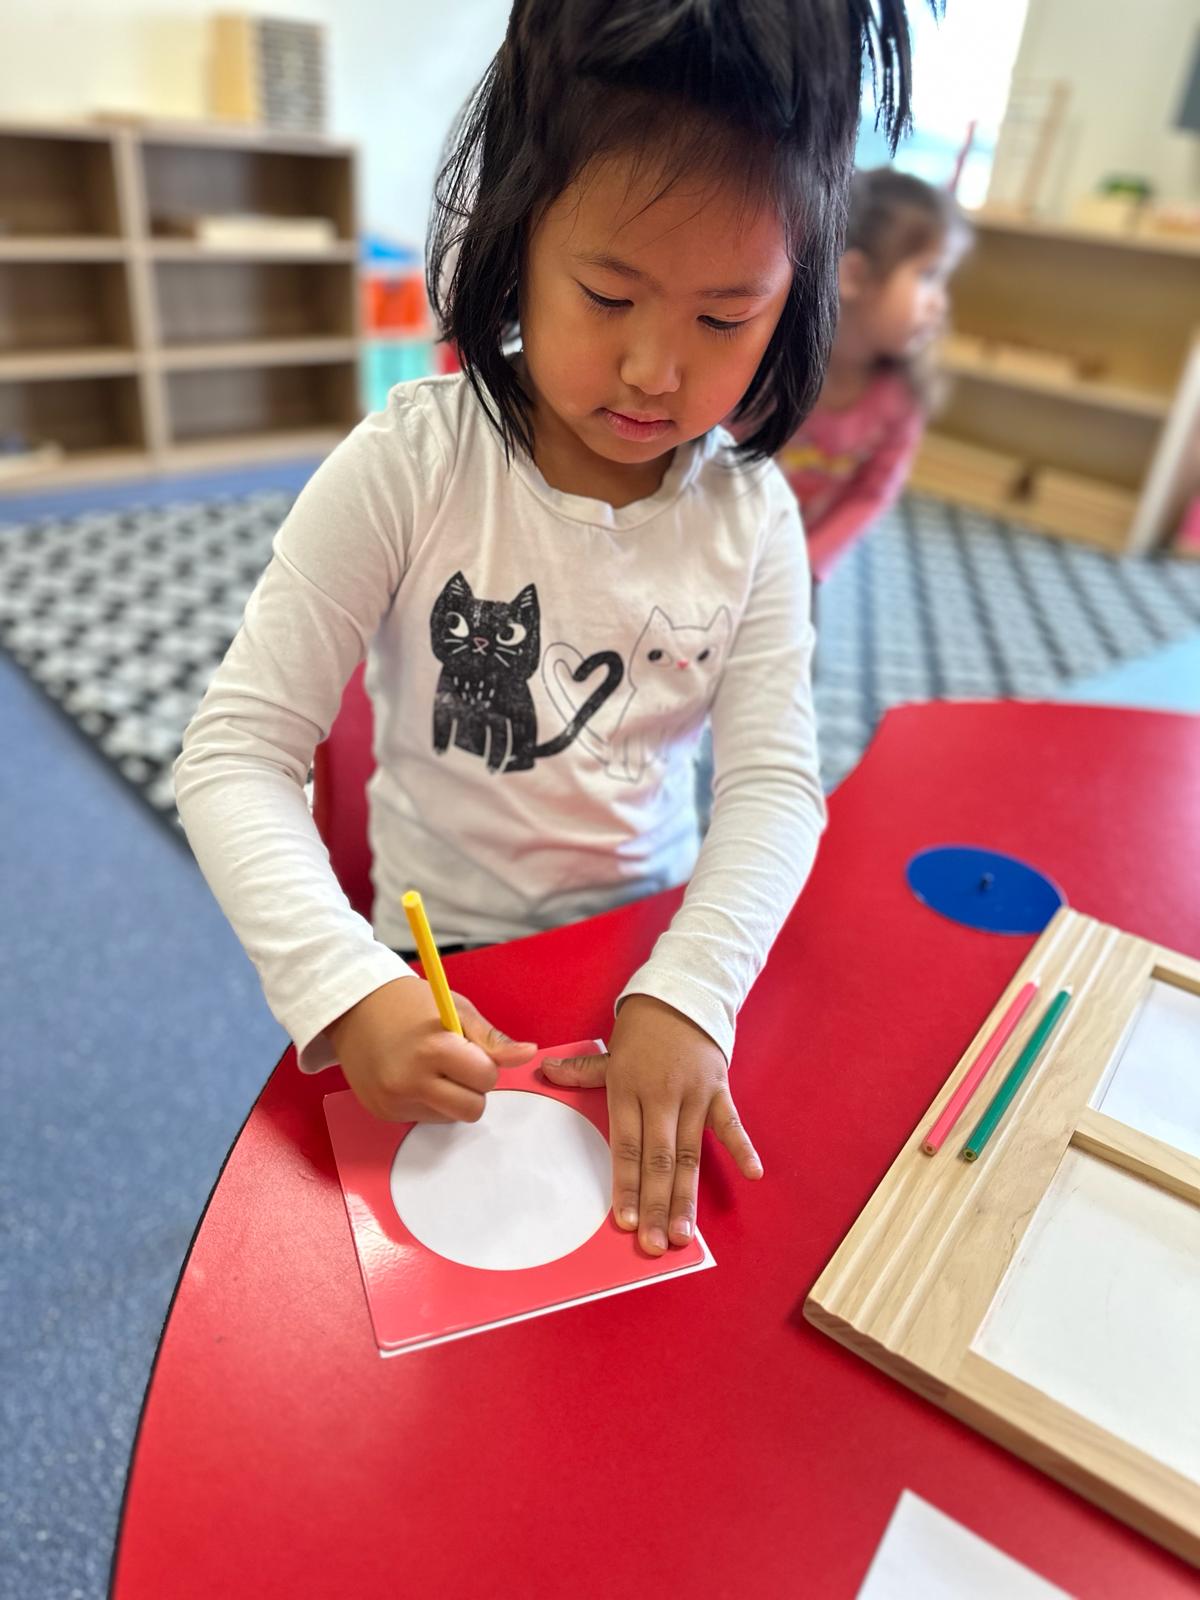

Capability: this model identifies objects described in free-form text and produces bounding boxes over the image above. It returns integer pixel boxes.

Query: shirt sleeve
[804,399,923,578]
[615,481,827,1060]
[173,390,449,1072]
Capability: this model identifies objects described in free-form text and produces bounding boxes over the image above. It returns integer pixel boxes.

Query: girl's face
[520,155,793,487]
[848,239,956,361]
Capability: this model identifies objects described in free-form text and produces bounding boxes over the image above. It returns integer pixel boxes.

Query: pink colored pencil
[922,980,1040,1155]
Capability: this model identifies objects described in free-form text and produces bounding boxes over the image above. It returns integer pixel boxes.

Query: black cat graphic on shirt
[429,571,623,773]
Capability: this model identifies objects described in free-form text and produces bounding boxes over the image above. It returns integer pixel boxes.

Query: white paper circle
[390,1090,612,1271]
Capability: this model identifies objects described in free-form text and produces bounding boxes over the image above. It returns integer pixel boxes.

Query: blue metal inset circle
[906,845,1065,935]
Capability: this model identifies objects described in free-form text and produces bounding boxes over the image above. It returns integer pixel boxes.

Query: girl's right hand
[326,977,536,1123]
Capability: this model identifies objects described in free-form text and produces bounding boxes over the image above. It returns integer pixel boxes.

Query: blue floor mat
[0,652,284,1599]
[1054,631,1200,715]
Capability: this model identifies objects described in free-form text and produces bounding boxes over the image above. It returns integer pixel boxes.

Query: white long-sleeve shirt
[175,374,826,1071]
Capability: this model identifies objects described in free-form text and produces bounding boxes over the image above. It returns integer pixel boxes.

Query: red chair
[312,662,376,918]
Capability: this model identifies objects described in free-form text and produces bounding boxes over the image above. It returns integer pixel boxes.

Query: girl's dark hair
[428,0,929,463]
[846,165,972,412]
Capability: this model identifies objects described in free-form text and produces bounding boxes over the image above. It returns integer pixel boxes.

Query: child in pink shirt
[780,169,971,581]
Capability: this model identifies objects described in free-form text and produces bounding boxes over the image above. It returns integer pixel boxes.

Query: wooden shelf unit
[0,119,361,491]
[915,210,1200,554]
[0,373,147,458]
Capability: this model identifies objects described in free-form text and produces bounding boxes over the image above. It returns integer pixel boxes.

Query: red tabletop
[112,701,1200,1599]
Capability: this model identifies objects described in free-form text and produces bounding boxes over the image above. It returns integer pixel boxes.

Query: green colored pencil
[961,986,1073,1162]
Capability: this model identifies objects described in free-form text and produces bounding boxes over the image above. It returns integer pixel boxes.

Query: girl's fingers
[606,1086,644,1236]
[541,1052,610,1087]
[371,1093,454,1124]
[394,1104,453,1124]
[668,1099,707,1245]
[453,995,537,1064]
[426,1075,488,1123]
[436,1038,501,1095]
[708,1089,764,1179]
[637,1102,680,1258]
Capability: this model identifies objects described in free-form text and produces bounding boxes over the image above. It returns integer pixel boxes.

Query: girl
[175,0,919,1260]
[779,167,971,581]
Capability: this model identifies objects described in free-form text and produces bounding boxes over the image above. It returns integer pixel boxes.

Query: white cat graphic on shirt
[543,605,732,783]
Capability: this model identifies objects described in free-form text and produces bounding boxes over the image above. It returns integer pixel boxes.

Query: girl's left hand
[541,994,762,1256]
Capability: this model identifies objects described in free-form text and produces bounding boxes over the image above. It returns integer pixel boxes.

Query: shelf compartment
[910,431,1142,554]
[165,360,359,445]
[141,141,354,242]
[1027,468,1137,548]
[909,433,1027,501]
[0,374,146,456]
[154,258,356,346]
[941,339,1172,421]
[950,231,1200,400]
[936,384,1159,495]
[0,259,135,363]
[0,130,122,238]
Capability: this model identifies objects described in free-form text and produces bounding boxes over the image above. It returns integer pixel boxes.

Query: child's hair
[428,0,925,464]
[845,166,969,277]
[844,165,972,411]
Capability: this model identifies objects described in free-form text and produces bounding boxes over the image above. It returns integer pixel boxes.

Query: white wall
[1002,0,1200,215]
[0,0,510,244]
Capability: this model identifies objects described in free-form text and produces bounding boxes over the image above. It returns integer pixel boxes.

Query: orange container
[363,271,428,332]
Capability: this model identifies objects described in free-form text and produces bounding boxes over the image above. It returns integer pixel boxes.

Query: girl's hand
[327,977,536,1123]
[542,994,762,1256]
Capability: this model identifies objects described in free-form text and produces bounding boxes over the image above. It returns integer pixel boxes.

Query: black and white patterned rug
[0,495,288,823]
[1,489,1198,831]
[814,496,1200,787]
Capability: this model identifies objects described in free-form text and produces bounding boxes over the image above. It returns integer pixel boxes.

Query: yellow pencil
[401,890,464,1036]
